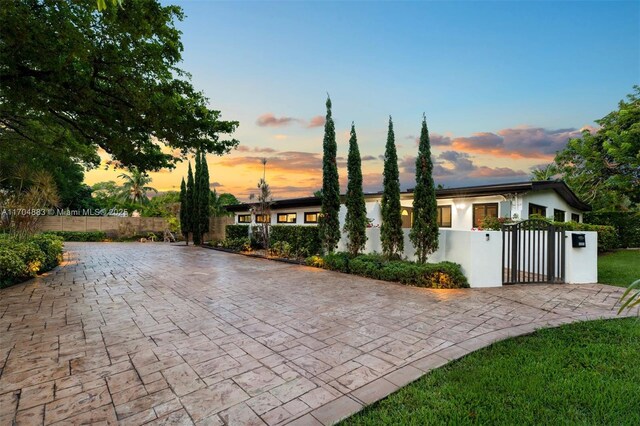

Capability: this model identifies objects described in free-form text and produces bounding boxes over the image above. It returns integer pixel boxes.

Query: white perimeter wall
[565,231,598,283]
[338,228,503,288]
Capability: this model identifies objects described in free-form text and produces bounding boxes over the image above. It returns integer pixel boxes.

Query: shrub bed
[307,252,469,289]
[585,211,640,248]
[226,225,249,240]
[44,231,107,242]
[0,233,64,288]
[270,225,321,258]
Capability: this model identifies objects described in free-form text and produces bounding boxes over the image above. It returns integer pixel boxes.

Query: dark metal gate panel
[502,219,565,284]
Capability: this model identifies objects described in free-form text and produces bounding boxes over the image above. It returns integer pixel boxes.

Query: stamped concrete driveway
[0,243,633,425]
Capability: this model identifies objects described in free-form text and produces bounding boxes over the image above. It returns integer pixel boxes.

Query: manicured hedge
[270,225,321,258]
[585,211,640,248]
[226,225,249,240]
[44,231,107,242]
[0,234,64,288]
[556,221,617,252]
[308,252,469,289]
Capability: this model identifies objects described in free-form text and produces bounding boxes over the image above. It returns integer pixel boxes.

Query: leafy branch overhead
[0,0,239,172]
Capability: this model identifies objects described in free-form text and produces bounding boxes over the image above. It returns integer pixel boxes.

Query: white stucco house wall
[226,181,591,230]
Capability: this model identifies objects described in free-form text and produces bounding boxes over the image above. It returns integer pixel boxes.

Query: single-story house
[226,181,590,231]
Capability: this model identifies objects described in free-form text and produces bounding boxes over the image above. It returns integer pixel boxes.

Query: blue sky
[90,1,640,198]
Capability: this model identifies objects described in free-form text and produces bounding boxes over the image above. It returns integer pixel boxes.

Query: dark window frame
[528,203,547,217]
[437,205,452,228]
[571,213,580,223]
[472,203,499,228]
[255,214,271,223]
[238,214,251,223]
[277,212,297,224]
[553,209,565,222]
[304,212,320,224]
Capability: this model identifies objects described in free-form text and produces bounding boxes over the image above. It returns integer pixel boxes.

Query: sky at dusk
[85,0,640,201]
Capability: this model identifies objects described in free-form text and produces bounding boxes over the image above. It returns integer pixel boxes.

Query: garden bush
[270,225,321,258]
[585,211,640,248]
[226,225,249,240]
[269,241,292,258]
[45,231,107,242]
[315,252,469,289]
[221,237,251,252]
[0,233,64,288]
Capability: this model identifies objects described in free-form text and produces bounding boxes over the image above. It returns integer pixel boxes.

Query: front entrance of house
[502,219,565,284]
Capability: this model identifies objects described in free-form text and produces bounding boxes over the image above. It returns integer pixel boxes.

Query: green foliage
[347,253,468,289]
[598,250,640,287]
[305,255,324,268]
[45,231,107,242]
[193,153,203,245]
[410,115,439,263]
[619,279,640,313]
[381,117,404,258]
[480,216,515,230]
[270,225,322,258]
[0,234,63,288]
[211,191,239,217]
[0,0,238,172]
[541,86,640,211]
[118,167,157,205]
[319,96,341,254]
[221,237,251,252]
[528,215,618,252]
[322,252,351,273]
[179,178,188,239]
[226,225,250,240]
[185,162,195,243]
[30,234,64,270]
[311,252,468,289]
[344,123,368,256]
[140,191,180,217]
[269,241,293,258]
[198,151,211,238]
[341,318,640,426]
[585,211,640,248]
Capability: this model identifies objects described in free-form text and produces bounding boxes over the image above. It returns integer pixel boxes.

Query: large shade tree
[410,114,439,263]
[0,0,239,172]
[319,96,341,253]
[535,86,640,211]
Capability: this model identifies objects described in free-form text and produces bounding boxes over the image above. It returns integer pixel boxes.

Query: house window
[437,205,452,228]
[473,203,498,228]
[571,213,580,223]
[277,213,297,224]
[255,214,270,223]
[304,212,320,223]
[553,209,565,222]
[238,214,251,223]
[529,203,547,217]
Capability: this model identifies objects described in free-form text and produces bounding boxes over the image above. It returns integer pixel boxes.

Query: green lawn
[598,250,640,287]
[341,319,640,426]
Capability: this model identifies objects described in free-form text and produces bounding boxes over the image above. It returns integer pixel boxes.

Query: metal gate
[502,219,565,284]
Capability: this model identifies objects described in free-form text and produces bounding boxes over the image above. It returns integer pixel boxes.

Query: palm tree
[118,167,157,205]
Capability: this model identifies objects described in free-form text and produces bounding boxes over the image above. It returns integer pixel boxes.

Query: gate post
[547,224,556,282]
[510,226,518,283]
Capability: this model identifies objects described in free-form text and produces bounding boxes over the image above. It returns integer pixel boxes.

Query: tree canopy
[0,0,239,172]
[536,86,640,211]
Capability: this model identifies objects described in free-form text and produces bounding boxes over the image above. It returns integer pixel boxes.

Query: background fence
[37,216,234,240]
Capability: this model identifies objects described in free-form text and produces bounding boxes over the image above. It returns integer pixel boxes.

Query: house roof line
[225,180,591,212]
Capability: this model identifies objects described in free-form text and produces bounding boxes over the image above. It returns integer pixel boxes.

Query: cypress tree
[319,96,341,253]
[344,122,367,256]
[192,152,202,245]
[185,162,195,245]
[410,114,439,263]
[179,177,188,245]
[199,151,210,242]
[380,116,404,258]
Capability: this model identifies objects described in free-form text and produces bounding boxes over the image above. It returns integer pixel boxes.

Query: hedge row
[585,211,640,248]
[0,234,64,288]
[226,225,249,240]
[44,231,107,242]
[309,252,469,289]
[270,225,321,258]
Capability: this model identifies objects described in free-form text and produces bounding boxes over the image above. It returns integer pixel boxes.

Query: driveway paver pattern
[0,243,634,425]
